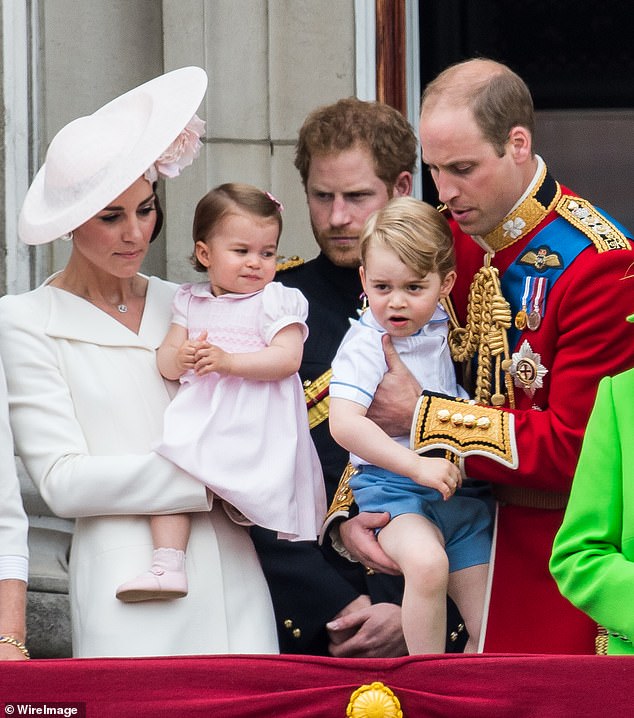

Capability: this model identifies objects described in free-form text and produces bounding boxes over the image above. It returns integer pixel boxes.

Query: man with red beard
[251,98,427,657]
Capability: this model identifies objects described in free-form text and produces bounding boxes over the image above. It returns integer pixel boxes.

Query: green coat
[550,369,634,655]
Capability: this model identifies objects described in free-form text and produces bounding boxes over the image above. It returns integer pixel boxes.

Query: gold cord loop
[447,256,515,408]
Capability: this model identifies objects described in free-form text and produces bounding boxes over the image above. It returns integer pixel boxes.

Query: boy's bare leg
[448,563,489,652]
[378,513,448,654]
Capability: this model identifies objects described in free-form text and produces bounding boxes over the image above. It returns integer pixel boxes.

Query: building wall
[2,2,632,293]
[39,0,166,279]
[163,0,356,283]
[8,0,357,290]
[535,109,634,232]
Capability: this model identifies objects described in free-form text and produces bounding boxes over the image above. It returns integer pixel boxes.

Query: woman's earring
[59,231,74,241]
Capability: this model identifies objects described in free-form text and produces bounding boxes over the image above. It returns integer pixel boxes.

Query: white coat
[0,359,28,581]
[0,276,278,657]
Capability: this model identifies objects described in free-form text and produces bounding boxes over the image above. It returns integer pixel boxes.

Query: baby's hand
[176,340,199,372]
[176,331,209,373]
[194,343,232,376]
[411,456,461,500]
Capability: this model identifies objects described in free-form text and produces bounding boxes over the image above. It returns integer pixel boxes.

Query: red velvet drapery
[3,653,633,717]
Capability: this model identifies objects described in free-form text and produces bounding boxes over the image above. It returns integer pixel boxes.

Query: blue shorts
[350,465,492,573]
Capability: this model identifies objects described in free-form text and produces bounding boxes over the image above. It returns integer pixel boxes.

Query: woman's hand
[0,580,28,661]
[366,334,421,436]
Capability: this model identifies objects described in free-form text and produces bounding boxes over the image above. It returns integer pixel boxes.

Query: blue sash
[501,210,630,351]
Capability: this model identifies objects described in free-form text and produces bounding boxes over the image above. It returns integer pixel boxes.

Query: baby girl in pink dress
[117,183,325,602]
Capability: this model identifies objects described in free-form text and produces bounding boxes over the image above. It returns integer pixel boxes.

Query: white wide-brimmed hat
[19,66,208,245]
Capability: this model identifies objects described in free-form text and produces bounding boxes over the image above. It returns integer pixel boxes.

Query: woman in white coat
[0,67,278,658]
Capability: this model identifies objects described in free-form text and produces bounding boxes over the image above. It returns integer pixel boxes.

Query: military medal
[357,292,369,317]
[517,276,548,332]
[527,310,541,331]
[519,246,563,272]
[508,340,548,397]
[514,309,527,330]
[515,277,531,330]
[528,277,546,331]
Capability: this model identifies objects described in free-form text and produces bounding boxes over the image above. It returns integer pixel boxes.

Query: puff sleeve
[260,282,309,345]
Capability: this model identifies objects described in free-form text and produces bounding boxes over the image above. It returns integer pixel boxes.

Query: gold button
[476,416,491,429]
[463,413,476,428]
[292,628,301,639]
[284,619,293,629]
[451,412,463,426]
[437,409,450,422]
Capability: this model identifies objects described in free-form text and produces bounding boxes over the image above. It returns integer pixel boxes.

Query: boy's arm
[329,397,418,477]
[329,397,460,499]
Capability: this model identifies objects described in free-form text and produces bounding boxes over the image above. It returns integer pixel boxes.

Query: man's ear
[195,240,211,268]
[508,126,532,164]
[392,171,413,198]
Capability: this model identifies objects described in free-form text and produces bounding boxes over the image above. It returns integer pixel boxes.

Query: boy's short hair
[360,197,455,278]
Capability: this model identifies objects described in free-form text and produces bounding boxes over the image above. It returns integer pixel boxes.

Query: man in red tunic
[333,58,634,653]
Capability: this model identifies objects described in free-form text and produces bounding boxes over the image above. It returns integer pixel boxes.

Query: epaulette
[276,255,305,272]
[556,195,630,253]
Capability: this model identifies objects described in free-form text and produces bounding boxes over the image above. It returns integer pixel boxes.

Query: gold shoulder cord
[446,254,515,409]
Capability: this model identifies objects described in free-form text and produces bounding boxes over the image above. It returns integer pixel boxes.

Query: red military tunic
[447,163,634,653]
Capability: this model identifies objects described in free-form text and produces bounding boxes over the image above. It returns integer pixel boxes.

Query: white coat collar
[44,275,176,348]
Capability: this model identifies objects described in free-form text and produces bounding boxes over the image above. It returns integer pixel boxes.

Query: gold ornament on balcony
[346,681,403,718]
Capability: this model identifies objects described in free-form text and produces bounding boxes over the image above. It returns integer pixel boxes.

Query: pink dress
[155,281,326,541]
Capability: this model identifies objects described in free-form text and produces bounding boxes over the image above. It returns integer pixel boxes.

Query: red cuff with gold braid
[411,391,518,469]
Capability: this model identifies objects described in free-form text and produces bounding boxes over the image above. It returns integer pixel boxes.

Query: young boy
[329,197,491,654]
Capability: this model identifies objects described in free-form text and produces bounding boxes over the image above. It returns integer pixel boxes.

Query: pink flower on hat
[145,114,205,183]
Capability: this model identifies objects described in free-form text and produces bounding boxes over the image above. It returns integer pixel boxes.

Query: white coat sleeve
[0,295,211,520]
[0,357,28,579]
